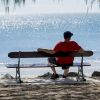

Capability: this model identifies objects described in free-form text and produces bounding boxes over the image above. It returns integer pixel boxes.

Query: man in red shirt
[38,31,84,79]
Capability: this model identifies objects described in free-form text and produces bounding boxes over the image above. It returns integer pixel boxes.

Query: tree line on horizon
[0,0,100,13]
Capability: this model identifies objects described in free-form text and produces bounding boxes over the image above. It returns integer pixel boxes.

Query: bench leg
[77,56,86,82]
[16,67,22,83]
[77,66,86,81]
[15,57,23,83]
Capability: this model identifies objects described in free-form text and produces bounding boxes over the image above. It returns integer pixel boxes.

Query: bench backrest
[8,51,93,58]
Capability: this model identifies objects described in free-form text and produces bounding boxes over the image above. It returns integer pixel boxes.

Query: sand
[0,77,100,100]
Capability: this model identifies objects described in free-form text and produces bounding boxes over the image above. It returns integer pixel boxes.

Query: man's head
[63,31,73,39]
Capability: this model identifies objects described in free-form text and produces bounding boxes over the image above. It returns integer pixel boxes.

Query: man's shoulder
[56,41,64,45]
[56,41,78,45]
[70,41,77,44]
[54,41,64,48]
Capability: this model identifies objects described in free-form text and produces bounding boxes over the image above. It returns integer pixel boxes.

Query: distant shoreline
[0,62,100,78]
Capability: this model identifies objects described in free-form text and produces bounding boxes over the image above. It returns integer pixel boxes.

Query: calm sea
[0,13,100,77]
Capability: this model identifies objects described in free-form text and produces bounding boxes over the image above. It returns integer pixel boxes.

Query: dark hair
[63,31,73,39]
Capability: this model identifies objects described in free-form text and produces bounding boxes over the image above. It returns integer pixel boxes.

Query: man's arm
[37,48,55,54]
[78,48,84,53]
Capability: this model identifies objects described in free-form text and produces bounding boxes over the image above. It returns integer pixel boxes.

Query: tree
[0,0,100,13]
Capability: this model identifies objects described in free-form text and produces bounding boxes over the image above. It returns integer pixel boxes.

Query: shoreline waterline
[0,61,100,78]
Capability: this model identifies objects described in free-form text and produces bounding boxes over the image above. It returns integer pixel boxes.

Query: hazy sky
[0,0,100,14]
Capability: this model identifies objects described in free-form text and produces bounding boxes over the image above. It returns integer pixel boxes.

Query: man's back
[53,41,81,64]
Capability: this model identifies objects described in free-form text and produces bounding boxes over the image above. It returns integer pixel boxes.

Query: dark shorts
[48,57,73,70]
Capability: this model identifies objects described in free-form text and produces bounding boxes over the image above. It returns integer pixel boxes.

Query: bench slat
[8,51,93,58]
[6,63,91,68]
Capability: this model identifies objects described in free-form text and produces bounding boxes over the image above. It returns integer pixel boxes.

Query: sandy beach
[0,0,100,99]
[0,76,100,100]
[0,63,100,100]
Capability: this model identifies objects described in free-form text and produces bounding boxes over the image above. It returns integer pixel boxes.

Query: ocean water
[0,13,100,77]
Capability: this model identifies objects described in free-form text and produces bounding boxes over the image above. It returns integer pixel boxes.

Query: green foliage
[0,0,100,13]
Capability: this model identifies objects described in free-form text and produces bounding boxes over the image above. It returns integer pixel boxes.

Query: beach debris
[38,72,62,78]
[37,72,79,79]
[67,72,78,77]
[38,72,52,78]
[0,74,17,86]
[92,71,100,77]
[1,73,14,80]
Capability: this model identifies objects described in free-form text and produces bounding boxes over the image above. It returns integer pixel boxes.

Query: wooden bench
[7,51,93,83]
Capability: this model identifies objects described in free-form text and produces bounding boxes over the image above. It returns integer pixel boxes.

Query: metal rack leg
[77,65,86,81]
[15,56,23,83]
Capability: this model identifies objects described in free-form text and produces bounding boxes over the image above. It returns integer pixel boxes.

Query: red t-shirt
[53,41,81,64]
